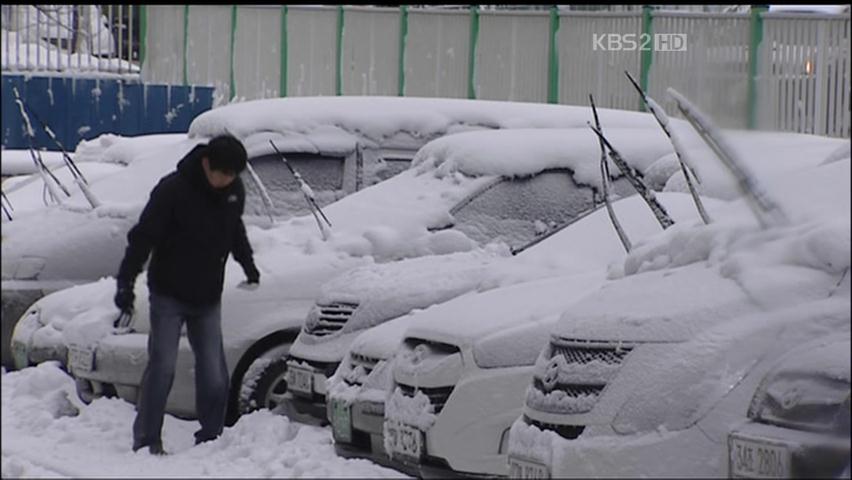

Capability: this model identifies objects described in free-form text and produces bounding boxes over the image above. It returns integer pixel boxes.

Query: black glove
[244,263,260,285]
[114,281,135,314]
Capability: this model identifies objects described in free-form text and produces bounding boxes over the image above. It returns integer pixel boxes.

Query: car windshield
[241,152,345,219]
[450,169,599,251]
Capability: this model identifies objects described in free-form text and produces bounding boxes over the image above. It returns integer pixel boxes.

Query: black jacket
[116,145,257,306]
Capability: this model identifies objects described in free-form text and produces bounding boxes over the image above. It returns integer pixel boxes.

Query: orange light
[805,59,813,75]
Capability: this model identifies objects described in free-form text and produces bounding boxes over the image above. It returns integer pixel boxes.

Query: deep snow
[1,362,407,478]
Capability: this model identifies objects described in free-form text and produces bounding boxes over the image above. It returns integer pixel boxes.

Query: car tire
[237,357,289,415]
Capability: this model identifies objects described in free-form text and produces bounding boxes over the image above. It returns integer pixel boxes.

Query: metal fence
[1,4,141,76]
[4,5,850,137]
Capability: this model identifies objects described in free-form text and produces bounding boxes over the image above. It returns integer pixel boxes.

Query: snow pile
[1,362,407,478]
[384,388,438,436]
[1,150,66,176]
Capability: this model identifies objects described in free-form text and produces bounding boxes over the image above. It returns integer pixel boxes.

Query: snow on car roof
[188,96,668,157]
[410,127,695,189]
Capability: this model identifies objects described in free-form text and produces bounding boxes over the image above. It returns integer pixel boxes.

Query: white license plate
[330,398,352,443]
[729,434,790,478]
[383,420,423,460]
[68,344,95,373]
[286,365,313,396]
[509,455,550,479]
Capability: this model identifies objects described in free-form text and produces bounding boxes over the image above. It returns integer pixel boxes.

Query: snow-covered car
[506,151,851,478]
[5,96,648,371]
[278,126,693,422]
[726,335,850,479]
[361,192,724,477]
[13,104,672,424]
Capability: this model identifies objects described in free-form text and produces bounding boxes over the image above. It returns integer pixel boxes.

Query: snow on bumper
[507,417,721,478]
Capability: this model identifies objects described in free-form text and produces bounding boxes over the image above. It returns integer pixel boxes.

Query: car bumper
[507,416,721,478]
[728,421,850,478]
[283,356,340,422]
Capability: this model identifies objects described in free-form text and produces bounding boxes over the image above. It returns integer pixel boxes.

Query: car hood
[312,248,505,336]
[404,270,609,352]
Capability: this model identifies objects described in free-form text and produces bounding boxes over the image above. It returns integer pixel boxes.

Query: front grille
[529,338,635,415]
[397,383,455,415]
[525,415,585,440]
[345,353,382,386]
[533,379,604,398]
[305,302,358,337]
[551,338,633,366]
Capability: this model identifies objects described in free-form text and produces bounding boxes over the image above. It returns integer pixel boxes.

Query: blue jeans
[132,291,229,449]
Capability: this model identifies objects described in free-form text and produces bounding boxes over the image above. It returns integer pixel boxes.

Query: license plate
[729,434,790,478]
[286,365,313,396]
[330,398,352,443]
[509,455,550,479]
[383,420,423,460]
[68,344,95,373]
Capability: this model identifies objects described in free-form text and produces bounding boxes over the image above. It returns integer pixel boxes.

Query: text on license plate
[729,435,790,478]
[68,344,95,373]
[509,456,550,479]
[384,421,423,459]
[286,365,314,395]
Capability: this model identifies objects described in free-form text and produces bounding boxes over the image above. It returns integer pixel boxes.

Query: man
[114,135,260,455]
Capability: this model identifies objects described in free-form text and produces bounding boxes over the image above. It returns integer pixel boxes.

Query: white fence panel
[759,14,850,137]
[557,12,641,110]
[286,6,336,97]
[233,5,281,100]
[475,11,550,102]
[649,13,750,129]
[186,5,231,97]
[404,9,469,98]
[143,5,183,85]
[340,7,399,96]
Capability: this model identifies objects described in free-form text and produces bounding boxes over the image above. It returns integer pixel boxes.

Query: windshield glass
[450,169,597,250]
[241,153,345,219]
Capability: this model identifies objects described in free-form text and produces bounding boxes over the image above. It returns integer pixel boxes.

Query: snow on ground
[1,362,407,478]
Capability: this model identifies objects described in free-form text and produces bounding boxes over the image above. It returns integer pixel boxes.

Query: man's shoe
[133,442,167,455]
[148,443,167,455]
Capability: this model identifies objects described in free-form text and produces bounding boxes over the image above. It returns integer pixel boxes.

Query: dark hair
[206,135,247,174]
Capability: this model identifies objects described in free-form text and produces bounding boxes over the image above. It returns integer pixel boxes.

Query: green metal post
[229,5,237,100]
[182,5,189,86]
[280,6,288,97]
[639,5,653,112]
[336,6,345,96]
[467,5,480,99]
[547,5,560,104]
[398,5,408,96]
[748,5,768,129]
[139,6,147,70]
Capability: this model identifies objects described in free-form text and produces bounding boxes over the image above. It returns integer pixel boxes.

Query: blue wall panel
[1,74,214,151]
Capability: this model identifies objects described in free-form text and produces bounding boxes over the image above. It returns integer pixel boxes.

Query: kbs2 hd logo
[593,33,687,52]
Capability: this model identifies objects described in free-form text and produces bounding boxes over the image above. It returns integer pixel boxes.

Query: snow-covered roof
[188,96,669,157]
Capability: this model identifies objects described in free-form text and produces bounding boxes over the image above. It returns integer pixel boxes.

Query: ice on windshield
[451,169,597,249]
[242,153,345,219]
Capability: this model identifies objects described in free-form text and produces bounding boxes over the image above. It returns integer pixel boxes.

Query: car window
[450,169,597,250]
[375,156,413,182]
[241,153,344,219]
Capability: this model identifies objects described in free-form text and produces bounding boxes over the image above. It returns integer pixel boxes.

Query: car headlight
[748,375,851,434]
[10,305,43,369]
